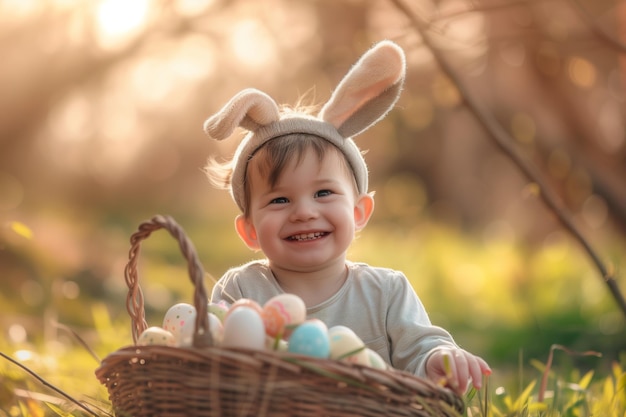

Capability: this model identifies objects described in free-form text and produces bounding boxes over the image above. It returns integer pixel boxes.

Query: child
[204,40,491,394]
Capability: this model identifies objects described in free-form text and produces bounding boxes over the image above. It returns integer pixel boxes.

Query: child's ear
[354,193,375,230]
[235,215,261,250]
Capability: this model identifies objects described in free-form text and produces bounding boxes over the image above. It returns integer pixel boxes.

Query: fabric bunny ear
[204,40,406,212]
[203,88,281,141]
[319,40,406,138]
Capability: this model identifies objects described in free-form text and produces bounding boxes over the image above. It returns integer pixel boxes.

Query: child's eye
[315,189,333,198]
[270,197,289,204]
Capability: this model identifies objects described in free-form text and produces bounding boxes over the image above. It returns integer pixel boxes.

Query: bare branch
[568,0,626,54]
[426,0,546,28]
[389,0,626,318]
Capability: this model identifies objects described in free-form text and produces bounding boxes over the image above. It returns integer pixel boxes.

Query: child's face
[235,146,373,273]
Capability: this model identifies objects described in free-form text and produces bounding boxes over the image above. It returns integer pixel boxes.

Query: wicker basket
[96,215,464,417]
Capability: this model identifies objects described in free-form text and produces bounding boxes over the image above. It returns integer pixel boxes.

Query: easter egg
[265,335,289,351]
[227,298,263,318]
[208,301,230,322]
[287,320,330,358]
[162,303,196,347]
[328,325,369,365]
[207,312,224,345]
[137,326,176,346]
[222,306,266,350]
[366,348,389,370]
[262,294,306,338]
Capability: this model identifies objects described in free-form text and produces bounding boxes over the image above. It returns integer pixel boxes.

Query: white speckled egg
[222,306,266,350]
[288,321,330,358]
[262,294,307,338]
[328,325,369,365]
[162,303,196,347]
[137,326,176,347]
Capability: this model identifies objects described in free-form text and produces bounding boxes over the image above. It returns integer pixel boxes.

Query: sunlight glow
[568,56,596,89]
[230,19,277,70]
[61,281,80,300]
[174,0,215,16]
[47,92,93,145]
[8,324,27,344]
[91,88,145,185]
[0,0,42,19]
[95,0,149,50]
[434,0,487,60]
[14,350,35,362]
[452,263,484,296]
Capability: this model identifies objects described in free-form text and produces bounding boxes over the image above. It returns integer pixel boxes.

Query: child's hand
[425,347,491,394]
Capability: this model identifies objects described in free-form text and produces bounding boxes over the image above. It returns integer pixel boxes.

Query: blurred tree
[0,0,623,351]
[0,0,623,234]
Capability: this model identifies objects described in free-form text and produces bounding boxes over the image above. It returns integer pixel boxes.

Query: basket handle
[124,215,213,348]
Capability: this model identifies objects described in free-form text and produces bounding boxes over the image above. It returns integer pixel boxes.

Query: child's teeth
[293,232,322,241]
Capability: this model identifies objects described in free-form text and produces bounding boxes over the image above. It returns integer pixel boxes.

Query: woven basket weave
[96,215,464,417]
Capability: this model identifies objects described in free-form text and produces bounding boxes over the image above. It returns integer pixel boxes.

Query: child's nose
[290,199,317,221]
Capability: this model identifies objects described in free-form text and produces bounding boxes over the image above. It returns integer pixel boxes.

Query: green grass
[1,335,624,416]
[1,213,624,416]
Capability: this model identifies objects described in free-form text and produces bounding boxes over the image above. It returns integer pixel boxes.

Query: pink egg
[262,294,306,338]
[226,298,263,319]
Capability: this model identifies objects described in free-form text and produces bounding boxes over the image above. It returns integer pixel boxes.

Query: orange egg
[262,294,306,338]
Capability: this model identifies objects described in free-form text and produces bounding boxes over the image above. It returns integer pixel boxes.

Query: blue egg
[287,321,330,358]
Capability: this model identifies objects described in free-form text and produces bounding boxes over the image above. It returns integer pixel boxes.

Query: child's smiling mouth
[287,232,328,241]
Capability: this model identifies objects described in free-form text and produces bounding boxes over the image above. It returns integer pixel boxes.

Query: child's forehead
[248,142,356,187]
[251,141,348,174]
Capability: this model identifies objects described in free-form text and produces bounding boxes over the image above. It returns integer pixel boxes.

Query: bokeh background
[0,0,624,396]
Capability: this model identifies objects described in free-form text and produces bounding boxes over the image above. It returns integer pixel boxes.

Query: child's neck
[269,261,348,307]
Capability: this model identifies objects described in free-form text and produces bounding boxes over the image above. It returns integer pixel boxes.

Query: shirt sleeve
[209,261,283,305]
[385,270,458,377]
[210,268,244,304]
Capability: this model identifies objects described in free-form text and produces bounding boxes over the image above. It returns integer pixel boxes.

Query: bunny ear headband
[204,40,406,212]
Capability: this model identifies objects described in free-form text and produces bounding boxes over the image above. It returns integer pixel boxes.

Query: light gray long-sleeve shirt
[210,260,458,377]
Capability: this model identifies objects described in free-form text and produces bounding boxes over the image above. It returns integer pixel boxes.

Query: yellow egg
[328,325,369,365]
[137,326,176,347]
[366,348,389,370]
